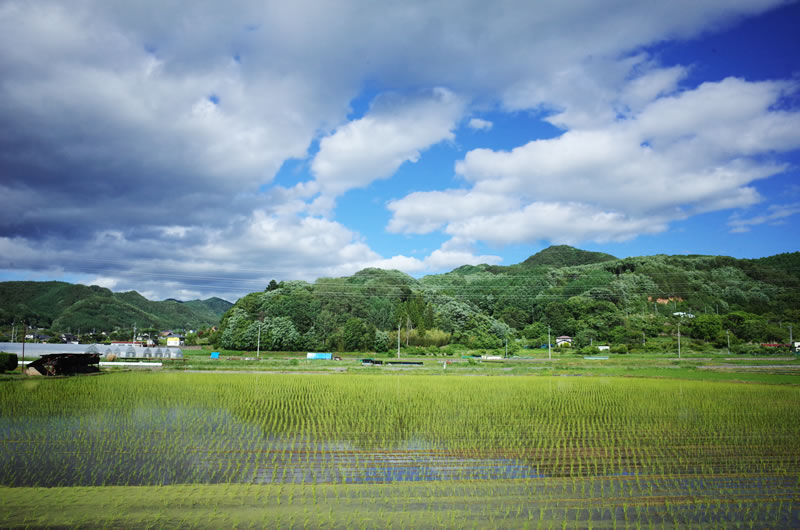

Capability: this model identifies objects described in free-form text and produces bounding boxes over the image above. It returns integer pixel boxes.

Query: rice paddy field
[1,371,799,527]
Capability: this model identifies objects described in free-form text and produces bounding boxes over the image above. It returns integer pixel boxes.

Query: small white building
[556,336,572,347]
[597,345,610,352]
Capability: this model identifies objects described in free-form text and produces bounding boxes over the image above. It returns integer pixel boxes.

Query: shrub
[393,328,451,348]
[439,344,467,356]
[610,344,628,354]
[731,343,779,355]
[644,341,663,353]
[0,352,18,372]
[402,345,432,356]
[374,330,391,353]
[691,340,712,352]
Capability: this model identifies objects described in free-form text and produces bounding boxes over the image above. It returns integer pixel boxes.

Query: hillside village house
[556,336,572,347]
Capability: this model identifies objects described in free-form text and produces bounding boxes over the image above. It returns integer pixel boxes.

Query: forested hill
[218,247,800,353]
[0,281,232,331]
[522,245,617,267]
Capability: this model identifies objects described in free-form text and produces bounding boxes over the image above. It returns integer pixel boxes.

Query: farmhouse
[61,333,78,343]
[25,332,51,342]
[556,336,572,346]
[167,334,185,347]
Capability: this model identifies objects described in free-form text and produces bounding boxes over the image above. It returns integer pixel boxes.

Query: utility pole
[789,325,793,346]
[677,321,681,359]
[132,324,136,344]
[726,329,730,354]
[256,321,262,358]
[21,323,26,375]
[642,331,646,346]
[504,337,508,358]
[547,325,551,360]
[397,322,401,358]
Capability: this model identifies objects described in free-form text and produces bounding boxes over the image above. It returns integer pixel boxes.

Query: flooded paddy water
[1,371,799,526]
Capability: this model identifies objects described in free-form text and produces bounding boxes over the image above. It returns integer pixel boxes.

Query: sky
[1,0,799,302]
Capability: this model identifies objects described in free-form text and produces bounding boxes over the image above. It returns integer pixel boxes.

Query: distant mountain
[0,281,232,330]
[166,296,233,316]
[523,245,617,267]
[183,298,236,322]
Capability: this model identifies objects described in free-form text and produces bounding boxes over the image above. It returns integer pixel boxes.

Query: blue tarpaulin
[307,352,332,360]
[210,352,219,359]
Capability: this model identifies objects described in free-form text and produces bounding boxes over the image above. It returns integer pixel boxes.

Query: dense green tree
[690,314,722,341]
[435,300,473,334]
[314,310,338,348]
[544,302,571,335]
[366,298,395,330]
[497,306,528,330]
[522,322,547,341]
[342,318,370,351]
[267,317,300,351]
[741,318,768,342]
[374,330,391,352]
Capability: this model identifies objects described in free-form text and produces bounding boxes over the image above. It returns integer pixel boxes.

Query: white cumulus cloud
[310,88,465,196]
[390,76,800,245]
[468,118,493,130]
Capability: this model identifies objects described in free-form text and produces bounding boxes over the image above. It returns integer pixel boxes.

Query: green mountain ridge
[2,246,799,350]
[0,281,232,331]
